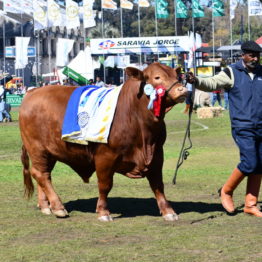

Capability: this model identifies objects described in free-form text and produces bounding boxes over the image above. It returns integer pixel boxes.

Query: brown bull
[19,63,187,221]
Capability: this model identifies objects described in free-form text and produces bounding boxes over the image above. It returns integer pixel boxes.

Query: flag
[192,0,205,18]
[176,0,188,18]
[83,0,96,28]
[248,0,262,16]
[66,0,80,29]
[188,31,202,52]
[195,33,202,50]
[15,37,30,69]
[47,0,63,27]
[230,0,238,20]
[33,0,47,30]
[136,0,150,8]
[56,38,75,67]
[156,0,169,19]
[187,32,202,68]
[212,0,225,17]
[102,0,118,10]
[22,0,34,15]
[3,0,22,14]
[104,56,115,67]
[120,0,134,10]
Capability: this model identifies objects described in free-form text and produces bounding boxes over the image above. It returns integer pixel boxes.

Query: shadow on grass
[65,197,225,218]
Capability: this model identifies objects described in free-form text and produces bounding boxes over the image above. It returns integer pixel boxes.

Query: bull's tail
[21,145,34,198]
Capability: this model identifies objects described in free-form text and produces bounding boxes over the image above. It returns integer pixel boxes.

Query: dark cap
[241,41,262,53]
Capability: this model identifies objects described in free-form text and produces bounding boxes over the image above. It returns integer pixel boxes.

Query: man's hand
[186,72,197,84]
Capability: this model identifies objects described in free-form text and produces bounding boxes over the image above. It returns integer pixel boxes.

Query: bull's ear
[125,67,144,81]
[175,67,182,76]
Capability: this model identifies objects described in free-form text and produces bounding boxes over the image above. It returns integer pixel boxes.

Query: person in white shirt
[95,76,104,87]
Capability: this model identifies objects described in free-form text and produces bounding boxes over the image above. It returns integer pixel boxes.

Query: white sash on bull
[62,85,122,144]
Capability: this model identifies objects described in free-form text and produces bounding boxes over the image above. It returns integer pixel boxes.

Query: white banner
[102,0,118,10]
[230,0,238,20]
[15,37,30,69]
[83,0,96,28]
[248,0,262,16]
[47,0,63,27]
[120,0,134,10]
[22,0,34,15]
[138,0,150,8]
[33,0,48,30]
[66,0,80,29]
[90,36,191,54]
[4,0,22,14]
[56,38,75,67]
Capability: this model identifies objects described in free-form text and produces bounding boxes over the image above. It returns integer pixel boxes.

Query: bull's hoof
[163,213,179,221]
[98,215,113,222]
[40,207,52,215]
[52,209,69,218]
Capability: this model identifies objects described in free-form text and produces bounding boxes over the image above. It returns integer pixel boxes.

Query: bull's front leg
[147,172,178,221]
[94,150,116,222]
[96,172,114,222]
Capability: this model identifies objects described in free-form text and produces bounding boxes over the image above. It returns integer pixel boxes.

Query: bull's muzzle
[172,86,188,104]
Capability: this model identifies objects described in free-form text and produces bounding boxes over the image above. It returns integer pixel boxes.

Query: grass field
[0,104,261,262]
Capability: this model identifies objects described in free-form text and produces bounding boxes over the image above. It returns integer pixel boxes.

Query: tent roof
[217,45,241,51]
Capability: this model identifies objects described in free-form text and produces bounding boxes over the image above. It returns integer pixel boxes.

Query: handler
[187,40,262,217]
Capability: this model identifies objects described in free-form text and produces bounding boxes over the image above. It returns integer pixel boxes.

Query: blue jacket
[229,60,262,128]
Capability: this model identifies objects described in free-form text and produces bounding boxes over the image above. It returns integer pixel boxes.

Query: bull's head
[125,62,188,109]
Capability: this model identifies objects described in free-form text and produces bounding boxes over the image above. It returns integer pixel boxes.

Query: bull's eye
[155,76,160,80]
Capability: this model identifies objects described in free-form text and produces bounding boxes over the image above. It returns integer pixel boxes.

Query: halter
[165,80,184,94]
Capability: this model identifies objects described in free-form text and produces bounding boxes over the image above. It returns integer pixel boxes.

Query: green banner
[6,94,24,107]
[192,0,205,18]
[156,0,169,19]
[176,0,188,18]
[62,67,89,86]
[212,0,225,17]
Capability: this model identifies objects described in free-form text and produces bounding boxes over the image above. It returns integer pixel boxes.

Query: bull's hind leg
[31,166,68,218]
[37,184,51,215]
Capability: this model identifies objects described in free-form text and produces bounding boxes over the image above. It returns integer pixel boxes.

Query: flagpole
[120,7,123,37]
[37,30,41,86]
[83,26,88,85]
[138,5,142,65]
[247,6,251,40]
[174,0,177,69]
[174,0,177,36]
[3,16,6,86]
[154,2,159,61]
[230,17,233,63]
[212,3,215,76]
[20,10,25,86]
[101,4,106,83]
[34,23,38,87]
[192,16,196,75]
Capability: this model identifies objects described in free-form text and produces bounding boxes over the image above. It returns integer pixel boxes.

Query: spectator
[184,81,193,114]
[212,90,222,107]
[95,76,104,87]
[223,89,229,110]
[0,85,12,122]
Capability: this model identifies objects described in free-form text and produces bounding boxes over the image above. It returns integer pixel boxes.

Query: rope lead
[172,87,194,184]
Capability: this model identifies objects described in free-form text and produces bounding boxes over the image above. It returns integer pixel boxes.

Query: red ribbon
[153,85,166,117]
